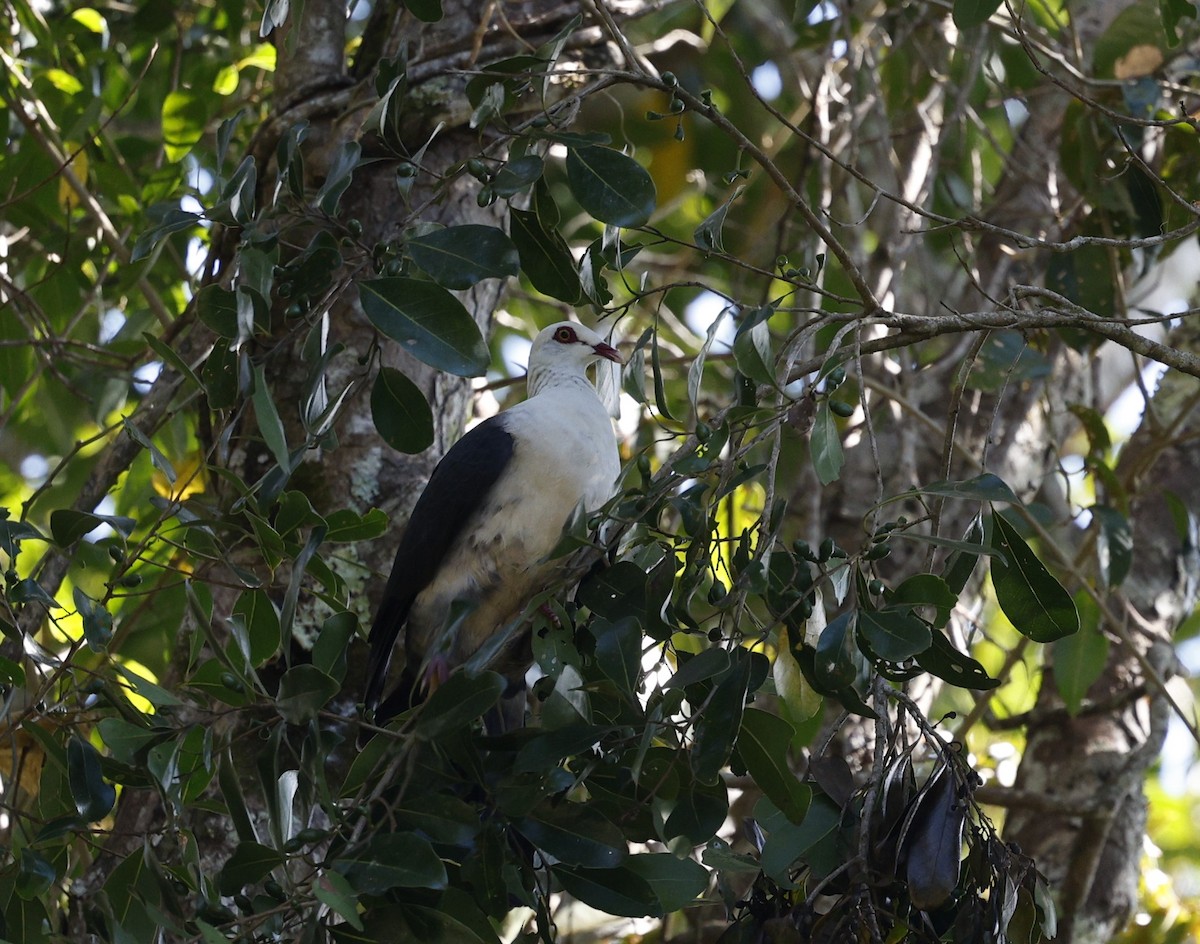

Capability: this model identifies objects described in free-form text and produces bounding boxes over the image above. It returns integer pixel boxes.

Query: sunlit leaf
[990,513,1079,642]
[360,278,490,376]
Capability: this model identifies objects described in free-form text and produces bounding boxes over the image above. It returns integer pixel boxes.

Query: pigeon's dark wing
[363,416,515,717]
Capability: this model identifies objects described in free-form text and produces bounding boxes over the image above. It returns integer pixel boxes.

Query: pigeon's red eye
[554,326,576,343]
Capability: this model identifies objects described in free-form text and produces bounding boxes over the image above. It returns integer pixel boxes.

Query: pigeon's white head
[526,321,622,398]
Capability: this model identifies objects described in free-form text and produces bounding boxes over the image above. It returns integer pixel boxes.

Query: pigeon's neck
[527,363,597,400]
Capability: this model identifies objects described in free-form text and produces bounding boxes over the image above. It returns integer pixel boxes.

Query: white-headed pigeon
[364,321,622,725]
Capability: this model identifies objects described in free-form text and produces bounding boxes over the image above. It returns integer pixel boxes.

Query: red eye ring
[554,326,576,343]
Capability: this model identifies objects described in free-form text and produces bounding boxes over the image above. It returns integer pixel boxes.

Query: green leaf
[413,671,505,739]
[324,507,388,542]
[1092,504,1133,588]
[314,871,363,931]
[275,664,340,724]
[1161,0,1197,44]
[760,794,843,882]
[694,185,744,252]
[161,89,208,162]
[813,611,856,692]
[334,833,447,894]
[915,631,999,690]
[857,608,931,662]
[565,145,656,227]
[624,854,710,913]
[131,206,203,261]
[735,708,811,823]
[73,587,113,651]
[592,616,642,700]
[51,508,136,545]
[143,332,203,392]
[732,319,775,388]
[16,849,56,900]
[98,718,161,765]
[990,513,1079,642]
[810,400,843,485]
[952,0,1003,29]
[404,0,444,23]
[371,366,434,454]
[68,735,116,822]
[312,611,356,683]
[663,774,729,844]
[314,141,361,214]
[917,473,1019,504]
[891,573,958,627]
[360,278,490,377]
[516,801,627,868]
[665,647,731,691]
[251,363,291,472]
[232,590,281,668]
[940,513,986,598]
[408,224,520,290]
[554,864,659,918]
[218,841,283,896]
[1053,592,1107,715]
[510,207,581,303]
[691,654,752,783]
[491,154,545,197]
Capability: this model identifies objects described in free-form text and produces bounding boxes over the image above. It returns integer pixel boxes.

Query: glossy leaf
[517,801,627,868]
[333,833,447,894]
[735,708,811,823]
[903,766,965,911]
[1053,592,1107,714]
[51,509,136,545]
[275,665,340,724]
[858,608,931,662]
[990,513,1079,642]
[414,670,505,739]
[810,400,844,485]
[360,278,490,377]
[813,611,856,692]
[218,841,283,895]
[251,363,291,472]
[509,207,581,303]
[371,366,434,454]
[68,735,116,822]
[915,631,1000,690]
[1092,504,1133,588]
[691,654,752,783]
[625,854,710,913]
[953,0,1003,29]
[554,864,659,917]
[408,224,520,290]
[565,145,656,227]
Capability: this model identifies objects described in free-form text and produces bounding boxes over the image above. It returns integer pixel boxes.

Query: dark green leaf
[314,871,363,932]
[51,508,136,545]
[565,145,656,227]
[232,590,281,668]
[990,513,1079,642]
[813,611,856,692]
[760,794,843,882]
[371,366,434,454]
[324,507,388,543]
[940,513,986,599]
[592,616,642,700]
[408,224,520,290]
[517,801,627,868]
[414,670,505,739]
[810,400,843,485]
[510,207,581,303]
[915,631,999,690]
[72,587,113,651]
[732,319,775,388]
[314,141,360,214]
[1053,592,1107,715]
[625,854,710,912]
[858,608,931,662]
[491,155,544,196]
[143,332,204,392]
[663,775,728,844]
[97,718,161,765]
[694,186,744,252]
[251,363,291,472]
[275,664,340,724]
[68,735,116,822]
[312,611,356,683]
[735,708,811,823]
[1092,504,1133,588]
[218,842,283,896]
[952,0,1003,29]
[16,849,56,900]
[404,0,443,22]
[919,473,1019,504]
[691,654,752,783]
[651,326,675,421]
[554,864,658,917]
[360,278,490,377]
[665,647,731,691]
[334,833,447,894]
[891,573,958,627]
[202,342,239,409]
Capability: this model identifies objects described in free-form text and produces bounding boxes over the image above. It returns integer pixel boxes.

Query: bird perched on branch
[363,321,622,728]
